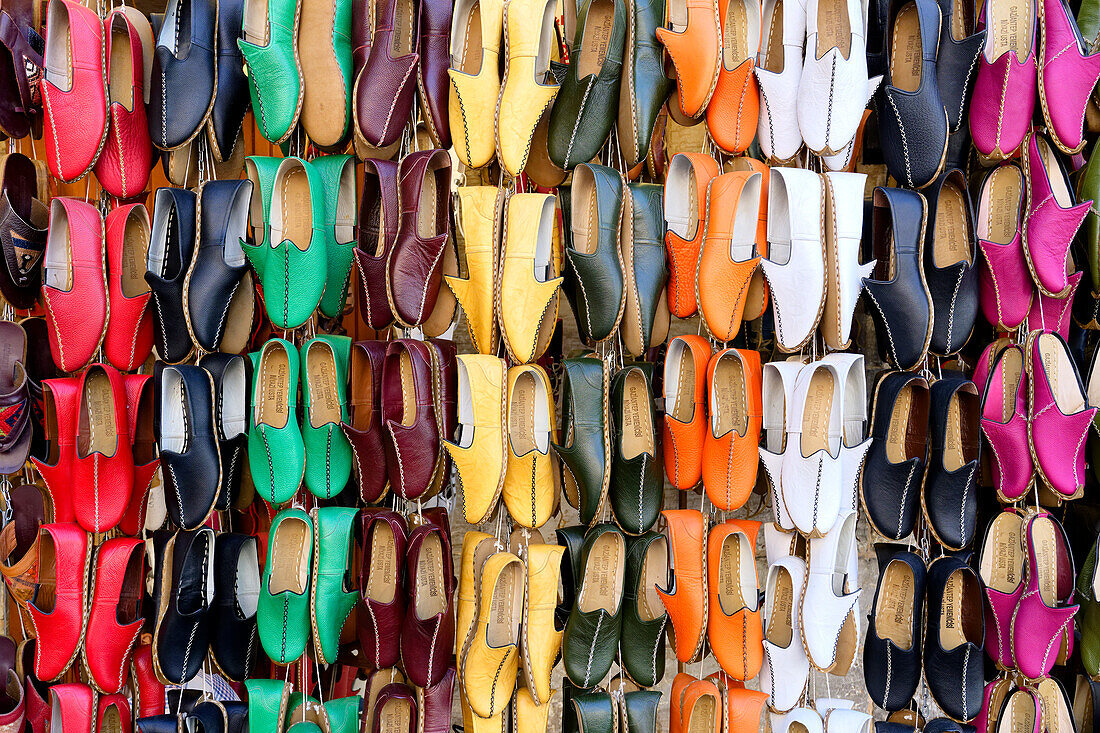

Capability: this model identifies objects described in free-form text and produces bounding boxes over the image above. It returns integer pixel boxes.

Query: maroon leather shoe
[129,644,165,719]
[353,0,420,149]
[399,515,454,689]
[0,667,25,733]
[27,523,89,682]
[354,159,400,331]
[381,340,440,501]
[417,661,453,732]
[83,537,144,694]
[72,364,133,534]
[371,683,417,733]
[423,338,456,497]
[416,0,450,149]
[387,150,451,328]
[96,694,131,733]
[103,204,154,373]
[358,509,408,670]
[47,684,93,733]
[15,641,47,733]
[341,340,389,504]
[30,377,81,524]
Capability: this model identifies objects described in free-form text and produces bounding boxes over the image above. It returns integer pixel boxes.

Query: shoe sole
[298,0,349,148]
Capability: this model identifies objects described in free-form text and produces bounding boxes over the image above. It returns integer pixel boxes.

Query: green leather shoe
[244,679,290,733]
[563,689,617,733]
[553,357,610,526]
[620,183,669,357]
[562,523,625,688]
[615,0,670,169]
[249,338,306,505]
[242,156,283,249]
[239,0,304,144]
[1078,142,1100,297]
[322,698,361,733]
[1078,534,1100,678]
[620,531,668,687]
[310,506,358,664]
[258,508,314,664]
[300,335,352,499]
[555,524,588,629]
[620,690,661,733]
[609,364,661,535]
[285,723,322,733]
[284,694,357,733]
[308,155,357,319]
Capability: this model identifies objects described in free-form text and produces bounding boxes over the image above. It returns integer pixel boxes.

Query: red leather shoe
[72,364,133,534]
[400,515,454,689]
[29,377,82,524]
[103,204,153,373]
[47,684,93,733]
[118,373,158,536]
[93,9,152,199]
[40,0,109,183]
[83,538,144,693]
[42,198,107,373]
[129,644,164,719]
[96,694,130,733]
[27,523,89,682]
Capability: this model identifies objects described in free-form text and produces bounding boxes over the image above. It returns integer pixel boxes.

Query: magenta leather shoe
[1038,0,1100,154]
[973,338,1012,400]
[980,345,1033,503]
[974,677,1016,733]
[1011,512,1078,679]
[976,163,1033,330]
[969,0,1037,162]
[1026,270,1081,338]
[979,510,1026,670]
[1024,131,1092,298]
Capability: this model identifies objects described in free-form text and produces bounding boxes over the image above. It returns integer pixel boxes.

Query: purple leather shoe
[1011,512,1078,680]
[972,338,1012,400]
[1026,330,1096,499]
[1023,131,1092,298]
[980,344,1033,503]
[1038,0,1100,154]
[354,0,420,149]
[1025,270,1081,338]
[976,163,1033,330]
[969,0,1036,162]
[416,0,450,149]
[979,510,1026,670]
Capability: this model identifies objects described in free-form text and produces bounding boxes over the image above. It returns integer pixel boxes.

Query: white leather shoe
[820,351,871,514]
[824,709,872,733]
[801,511,860,672]
[755,0,806,163]
[760,359,804,530]
[761,556,809,712]
[781,360,843,537]
[764,522,799,566]
[813,699,854,716]
[772,708,825,733]
[796,0,880,156]
[760,168,826,352]
[821,172,874,351]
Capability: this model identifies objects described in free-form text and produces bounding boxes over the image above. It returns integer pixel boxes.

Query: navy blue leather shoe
[149,0,217,150]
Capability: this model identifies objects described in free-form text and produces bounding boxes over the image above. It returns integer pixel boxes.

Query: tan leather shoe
[459,552,525,719]
[443,355,508,525]
[522,544,564,705]
[454,531,498,655]
[502,365,559,528]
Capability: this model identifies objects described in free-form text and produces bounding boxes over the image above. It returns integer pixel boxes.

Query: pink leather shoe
[1023,131,1092,298]
[976,163,1033,330]
[979,344,1033,503]
[973,338,1012,400]
[1026,330,1096,499]
[1011,512,1078,680]
[974,677,1016,733]
[969,0,1036,162]
[1025,270,1081,338]
[978,510,1026,670]
[1037,0,1100,155]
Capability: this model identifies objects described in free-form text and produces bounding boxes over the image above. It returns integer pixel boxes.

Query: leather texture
[977,511,1026,670]
[238,0,302,143]
[446,187,501,355]
[760,556,808,712]
[620,182,669,357]
[1038,0,1100,154]
[443,355,506,525]
[460,551,522,718]
[933,0,983,168]
[448,0,503,168]
[617,0,670,167]
[924,555,984,722]
[923,375,980,550]
[656,0,720,118]
[159,364,221,529]
[198,353,247,512]
[257,509,312,665]
[95,9,153,199]
[976,163,1032,331]
[662,335,710,491]
[522,544,564,705]
[562,524,625,688]
[148,0,216,150]
[209,533,259,681]
[417,0,450,148]
[48,685,93,733]
[979,344,1032,503]
[1078,535,1100,678]
[153,527,215,685]
[310,507,358,665]
[698,171,762,343]
[27,523,88,682]
[664,153,719,318]
[145,187,197,365]
[247,339,306,505]
[71,364,133,534]
[83,538,143,694]
[620,532,667,689]
[208,0,249,162]
[502,363,556,528]
[354,158,401,332]
[754,0,803,162]
[311,155,357,319]
[968,0,1036,161]
[0,153,47,311]
[354,0,420,149]
[1011,513,1078,679]
[554,357,609,526]
[299,336,352,499]
[381,340,439,501]
[924,170,978,356]
[707,520,763,681]
[656,509,707,663]
[609,364,661,535]
[1081,143,1100,295]
[341,340,389,504]
[358,509,407,670]
[822,172,873,351]
[103,204,154,373]
[400,513,454,688]
[705,0,760,154]
[864,550,925,711]
[702,348,761,511]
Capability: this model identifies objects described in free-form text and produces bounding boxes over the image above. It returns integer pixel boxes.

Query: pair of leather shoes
[50,685,133,733]
[0,154,47,311]
[669,671,768,733]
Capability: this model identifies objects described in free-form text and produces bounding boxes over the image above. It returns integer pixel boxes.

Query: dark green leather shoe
[620,531,668,687]
[563,164,626,344]
[555,524,589,628]
[1078,534,1100,678]
[553,357,610,526]
[620,182,669,357]
[562,523,625,688]
[620,690,661,732]
[616,0,671,169]
[310,507,358,665]
[609,364,661,535]
[563,690,617,733]
[547,0,627,169]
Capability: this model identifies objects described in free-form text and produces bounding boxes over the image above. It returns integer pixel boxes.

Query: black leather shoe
[148,0,217,150]
[208,0,250,163]
[158,365,221,530]
[876,0,948,188]
[861,371,929,540]
[553,357,610,527]
[621,182,669,357]
[923,374,979,550]
[619,531,668,688]
[153,528,215,685]
[609,364,661,535]
[564,689,617,733]
[137,715,183,733]
[146,188,197,364]
[222,702,247,733]
[210,533,259,681]
[199,352,248,511]
[923,719,974,733]
[864,548,926,712]
[562,523,625,689]
[188,701,225,733]
[863,187,933,371]
[933,0,983,170]
[924,555,984,722]
[924,170,978,357]
[186,180,253,354]
[0,153,46,309]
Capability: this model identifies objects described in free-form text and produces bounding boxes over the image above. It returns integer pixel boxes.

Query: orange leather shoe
[697,171,763,342]
[665,153,720,318]
[713,677,768,733]
[706,520,763,681]
[727,157,769,321]
[702,348,762,510]
[657,0,722,119]
[680,678,724,732]
[705,0,761,153]
[670,673,695,733]
[656,509,709,663]
[663,336,712,490]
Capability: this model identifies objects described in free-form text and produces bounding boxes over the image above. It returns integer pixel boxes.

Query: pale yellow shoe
[503,364,559,528]
[455,531,498,655]
[444,355,507,524]
[446,188,503,354]
[522,543,564,705]
[497,193,562,364]
[460,693,504,733]
[495,0,560,176]
[459,551,525,719]
[515,688,555,732]
[449,0,505,168]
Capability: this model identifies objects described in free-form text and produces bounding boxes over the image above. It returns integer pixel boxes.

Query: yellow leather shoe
[495,0,560,177]
[459,551,525,719]
[522,543,565,705]
[455,530,498,655]
[443,355,508,524]
[450,0,505,168]
[497,194,563,364]
[460,694,504,733]
[446,188,503,355]
[515,688,554,732]
[503,364,559,527]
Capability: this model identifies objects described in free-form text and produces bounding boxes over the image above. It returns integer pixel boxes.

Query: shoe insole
[222,276,254,355]
[833,610,858,675]
[414,533,446,620]
[399,351,416,427]
[667,340,696,422]
[1075,677,1094,733]
[765,565,795,648]
[815,0,851,58]
[998,348,1024,422]
[1038,136,1074,208]
[487,560,522,647]
[686,696,717,733]
[100,703,123,733]
[33,533,56,612]
[578,532,624,614]
[509,371,549,455]
[718,532,752,615]
[621,370,654,460]
[79,369,118,458]
[1033,516,1060,607]
[365,521,397,604]
[980,512,1023,594]
[1038,333,1086,414]
[1038,680,1074,733]
[988,0,1031,60]
[711,354,748,438]
[417,161,448,240]
[761,0,784,73]
[939,568,981,650]
[391,0,416,56]
[378,698,412,733]
[800,368,835,456]
[235,540,260,618]
[944,387,979,471]
[933,183,971,268]
[278,167,312,252]
[122,211,151,299]
[453,1,483,72]
[258,345,291,430]
[348,349,375,432]
[790,724,810,733]
[638,537,667,622]
[363,669,406,727]
[885,382,927,464]
[978,165,1023,245]
[889,3,922,92]
[951,0,972,41]
[577,0,615,77]
[306,341,341,429]
[722,0,750,67]
[875,560,915,650]
[109,20,134,110]
[1005,691,1039,733]
[270,517,309,595]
